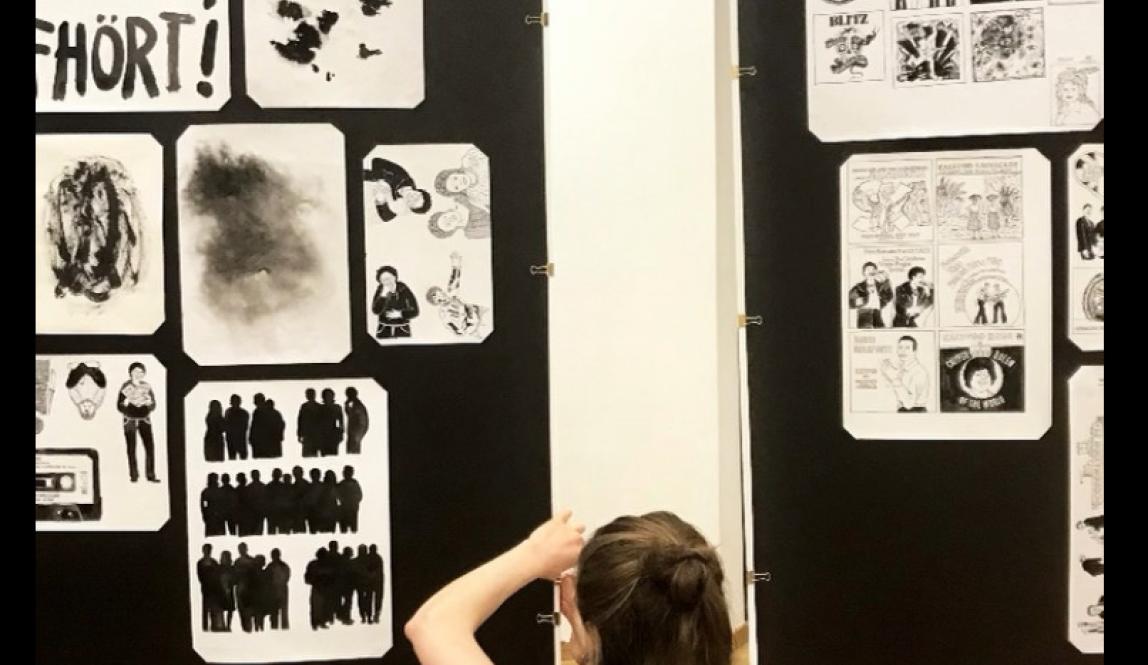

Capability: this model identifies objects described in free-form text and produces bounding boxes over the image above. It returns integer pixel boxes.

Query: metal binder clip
[734,65,758,78]
[745,570,772,585]
[536,612,562,626]
[738,314,763,328]
[525,12,549,27]
[530,263,555,277]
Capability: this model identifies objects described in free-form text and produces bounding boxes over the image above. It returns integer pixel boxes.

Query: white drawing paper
[1067,143,1103,351]
[1068,365,1103,653]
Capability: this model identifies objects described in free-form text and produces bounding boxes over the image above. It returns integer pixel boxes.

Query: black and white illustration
[363,144,494,345]
[35,134,165,334]
[847,247,935,329]
[1069,366,1103,653]
[244,0,424,108]
[847,159,932,244]
[1068,144,1104,351]
[36,355,169,531]
[813,12,886,84]
[938,331,1024,412]
[894,16,963,86]
[186,378,392,662]
[178,124,351,366]
[848,331,937,414]
[971,9,1046,82]
[936,157,1023,241]
[893,1,961,9]
[1052,58,1102,128]
[937,243,1023,328]
[35,0,230,112]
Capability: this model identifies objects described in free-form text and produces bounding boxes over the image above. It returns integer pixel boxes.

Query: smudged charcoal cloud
[184,146,322,323]
[360,0,393,17]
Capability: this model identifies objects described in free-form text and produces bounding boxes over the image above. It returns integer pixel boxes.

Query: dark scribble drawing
[1079,556,1104,577]
[358,43,383,59]
[45,157,143,304]
[360,0,393,16]
[271,2,341,69]
[184,145,322,323]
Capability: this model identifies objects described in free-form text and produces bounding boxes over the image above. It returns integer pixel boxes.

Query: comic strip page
[184,378,392,663]
[1067,143,1103,351]
[806,0,1104,141]
[1068,365,1103,653]
[841,149,1050,439]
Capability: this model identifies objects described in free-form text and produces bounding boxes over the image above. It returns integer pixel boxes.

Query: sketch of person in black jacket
[118,362,158,482]
[224,394,250,461]
[344,387,369,455]
[319,389,345,457]
[427,252,489,339]
[892,267,933,328]
[372,266,420,339]
[848,262,893,328]
[364,158,432,223]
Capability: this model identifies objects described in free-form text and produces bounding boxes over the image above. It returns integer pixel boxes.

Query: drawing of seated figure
[434,148,490,214]
[1077,416,1103,509]
[426,252,490,339]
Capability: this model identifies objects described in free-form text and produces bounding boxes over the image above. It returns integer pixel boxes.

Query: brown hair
[576,511,732,665]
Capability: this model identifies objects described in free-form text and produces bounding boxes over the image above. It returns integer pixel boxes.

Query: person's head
[328,541,339,554]
[293,465,305,479]
[202,544,212,557]
[346,387,359,401]
[267,399,276,410]
[283,475,293,487]
[129,362,146,383]
[1057,68,1090,104]
[1083,203,1093,217]
[255,555,266,568]
[376,266,398,290]
[324,470,337,484]
[251,469,262,483]
[402,187,432,214]
[572,512,732,665]
[220,550,232,565]
[230,394,241,407]
[358,544,368,556]
[908,266,926,287]
[271,468,283,482]
[435,168,475,196]
[254,393,266,406]
[208,399,222,416]
[862,262,878,281]
[343,547,353,558]
[321,388,335,404]
[207,472,219,487]
[238,543,249,556]
[305,388,316,402]
[310,468,321,482]
[963,357,997,395]
[897,336,917,360]
[343,466,354,480]
[316,548,327,561]
[65,362,107,420]
[221,473,231,486]
[271,548,281,562]
[236,472,247,487]
[428,209,466,238]
[426,286,448,306]
[369,544,378,555]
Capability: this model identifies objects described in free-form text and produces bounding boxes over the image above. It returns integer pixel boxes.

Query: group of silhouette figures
[204,388,370,462]
[196,541,385,633]
[201,467,363,537]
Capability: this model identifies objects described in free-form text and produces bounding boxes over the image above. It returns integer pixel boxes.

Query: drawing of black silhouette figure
[266,548,291,630]
[235,473,251,536]
[368,543,384,623]
[291,466,309,534]
[117,362,158,482]
[249,394,270,458]
[298,389,323,457]
[45,156,143,303]
[250,555,268,632]
[427,252,489,338]
[234,543,256,632]
[304,468,325,533]
[364,158,432,223]
[319,389,345,456]
[354,544,370,623]
[204,400,225,462]
[220,473,239,535]
[345,387,370,454]
[197,544,220,632]
[1076,203,1097,260]
[337,546,356,624]
[372,266,420,339]
[266,399,285,458]
[65,362,107,420]
[337,466,363,534]
[973,283,990,325]
[317,470,340,533]
[1076,514,1104,543]
[202,473,227,537]
[224,394,250,461]
[218,549,236,631]
[246,470,268,536]
[325,541,342,626]
[266,469,287,535]
[305,548,330,630]
[1080,556,1104,577]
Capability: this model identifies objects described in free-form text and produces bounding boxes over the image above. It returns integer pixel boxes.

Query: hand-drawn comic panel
[177,124,351,366]
[813,12,886,85]
[938,330,1025,413]
[971,9,1046,83]
[36,354,169,532]
[244,0,424,108]
[936,156,1023,241]
[363,144,494,346]
[35,134,165,335]
[847,246,936,330]
[1070,146,1104,264]
[34,0,230,112]
[937,243,1024,329]
[848,331,938,414]
[1051,57,1102,129]
[893,15,964,87]
[846,159,932,244]
[185,378,393,663]
[1069,366,1103,653]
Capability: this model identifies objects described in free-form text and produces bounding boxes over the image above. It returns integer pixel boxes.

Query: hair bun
[648,545,714,611]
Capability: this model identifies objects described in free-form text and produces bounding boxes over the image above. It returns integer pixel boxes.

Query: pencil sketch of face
[896,337,916,362]
[44,157,143,304]
[65,362,108,420]
[183,145,323,324]
[960,358,1002,400]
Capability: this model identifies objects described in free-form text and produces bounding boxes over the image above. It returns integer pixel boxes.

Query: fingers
[554,508,573,523]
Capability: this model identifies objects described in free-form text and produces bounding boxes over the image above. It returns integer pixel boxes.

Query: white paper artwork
[36,354,170,531]
[840,149,1051,440]
[35,0,231,112]
[1067,143,1103,352]
[362,144,494,345]
[244,0,424,108]
[36,133,166,335]
[177,124,352,366]
[1068,365,1103,654]
[805,0,1104,141]
[185,378,392,663]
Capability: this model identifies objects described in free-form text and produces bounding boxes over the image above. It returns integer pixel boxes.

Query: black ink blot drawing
[201,465,363,537]
[184,145,322,324]
[272,2,341,68]
[358,43,382,59]
[65,362,107,420]
[360,0,393,16]
[45,157,142,304]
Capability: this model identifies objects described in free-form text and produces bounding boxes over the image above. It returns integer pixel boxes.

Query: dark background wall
[739,2,1104,664]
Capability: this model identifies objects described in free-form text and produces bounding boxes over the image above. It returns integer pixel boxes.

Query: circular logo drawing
[1074,151,1104,197]
[957,356,1006,401]
[1083,273,1104,321]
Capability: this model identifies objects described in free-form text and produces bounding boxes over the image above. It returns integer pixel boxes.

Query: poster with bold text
[1068,143,1103,351]
[1069,365,1103,653]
